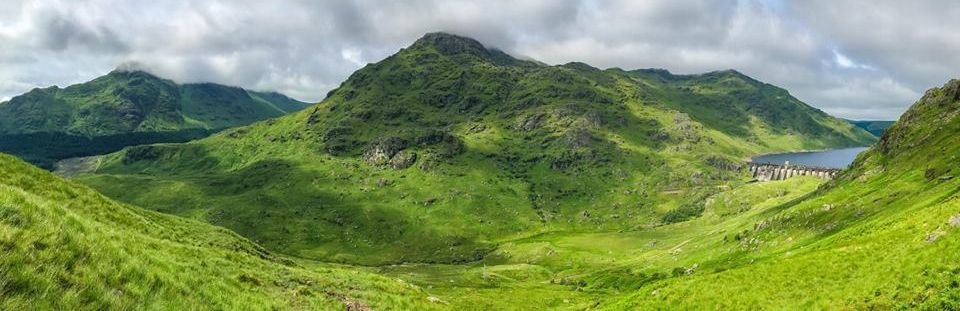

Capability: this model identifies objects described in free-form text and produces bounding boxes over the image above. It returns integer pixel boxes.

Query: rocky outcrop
[361,131,465,169]
[389,150,417,169]
[414,131,464,158]
[705,156,742,172]
[514,113,546,132]
[561,128,599,149]
[362,137,407,167]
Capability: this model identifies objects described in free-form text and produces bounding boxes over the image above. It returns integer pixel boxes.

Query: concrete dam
[748,161,841,181]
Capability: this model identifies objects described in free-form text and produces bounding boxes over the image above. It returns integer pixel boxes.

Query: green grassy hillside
[73,32,875,266]
[0,153,439,310]
[0,70,308,168]
[597,79,960,309]
[378,80,960,309]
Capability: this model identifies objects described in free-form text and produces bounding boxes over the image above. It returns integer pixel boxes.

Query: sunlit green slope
[377,177,827,310]
[0,153,438,310]
[599,79,960,309]
[375,80,960,310]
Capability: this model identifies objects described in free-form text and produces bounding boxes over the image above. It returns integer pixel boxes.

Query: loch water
[750,147,869,169]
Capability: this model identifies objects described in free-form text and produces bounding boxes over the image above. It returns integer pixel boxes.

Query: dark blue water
[750,147,869,169]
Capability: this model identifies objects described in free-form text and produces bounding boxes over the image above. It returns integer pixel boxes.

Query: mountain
[374,79,960,309]
[847,119,896,137]
[0,69,309,168]
[0,153,438,309]
[603,79,960,309]
[71,32,876,266]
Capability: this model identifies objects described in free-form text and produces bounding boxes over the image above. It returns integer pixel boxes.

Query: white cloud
[340,48,365,66]
[0,0,955,119]
[790,1,960,92]
[833,50,874,70]
[809,77,918,119]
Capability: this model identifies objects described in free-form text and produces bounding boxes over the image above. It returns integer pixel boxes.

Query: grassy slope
[376,177,826,310]
[599,80,960,309]
[379,76,960,308]
[73,33,875,266]
[0,153,439,310]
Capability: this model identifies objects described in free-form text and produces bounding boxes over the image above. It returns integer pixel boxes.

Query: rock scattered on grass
[325,291,371,311]
[926,230,945,243]
[949,214,960,227]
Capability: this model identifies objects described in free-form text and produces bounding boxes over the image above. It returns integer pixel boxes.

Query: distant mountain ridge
[75,32,876,265]
[0,69,309,168]
[846,119,895,137]
[0,69,308,135]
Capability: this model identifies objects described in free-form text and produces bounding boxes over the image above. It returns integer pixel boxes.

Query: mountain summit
[412,32,491,57]
[76,33,875,265]
[408,32,537,67]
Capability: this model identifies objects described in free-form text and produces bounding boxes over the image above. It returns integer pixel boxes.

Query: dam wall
[747,161,840,181]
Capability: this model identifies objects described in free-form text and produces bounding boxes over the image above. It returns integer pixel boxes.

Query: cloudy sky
[1,0,957,120]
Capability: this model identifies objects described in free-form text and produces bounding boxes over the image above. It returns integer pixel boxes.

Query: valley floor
[362,172,959,310]
[13,150,960,309]
[368,177,826,310]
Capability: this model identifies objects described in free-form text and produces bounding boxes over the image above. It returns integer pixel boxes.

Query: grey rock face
[390,151,417,169]
[363,137,407,166]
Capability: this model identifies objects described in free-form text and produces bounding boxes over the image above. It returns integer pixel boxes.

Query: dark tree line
[0,129,217,169]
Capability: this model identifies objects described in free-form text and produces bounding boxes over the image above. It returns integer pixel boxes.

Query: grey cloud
[35,15,128,53]
[0,0,955,119]
[788,0,960,111]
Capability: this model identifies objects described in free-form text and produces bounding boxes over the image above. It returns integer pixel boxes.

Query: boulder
[362,137,406,166]
[390,151,417,169]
